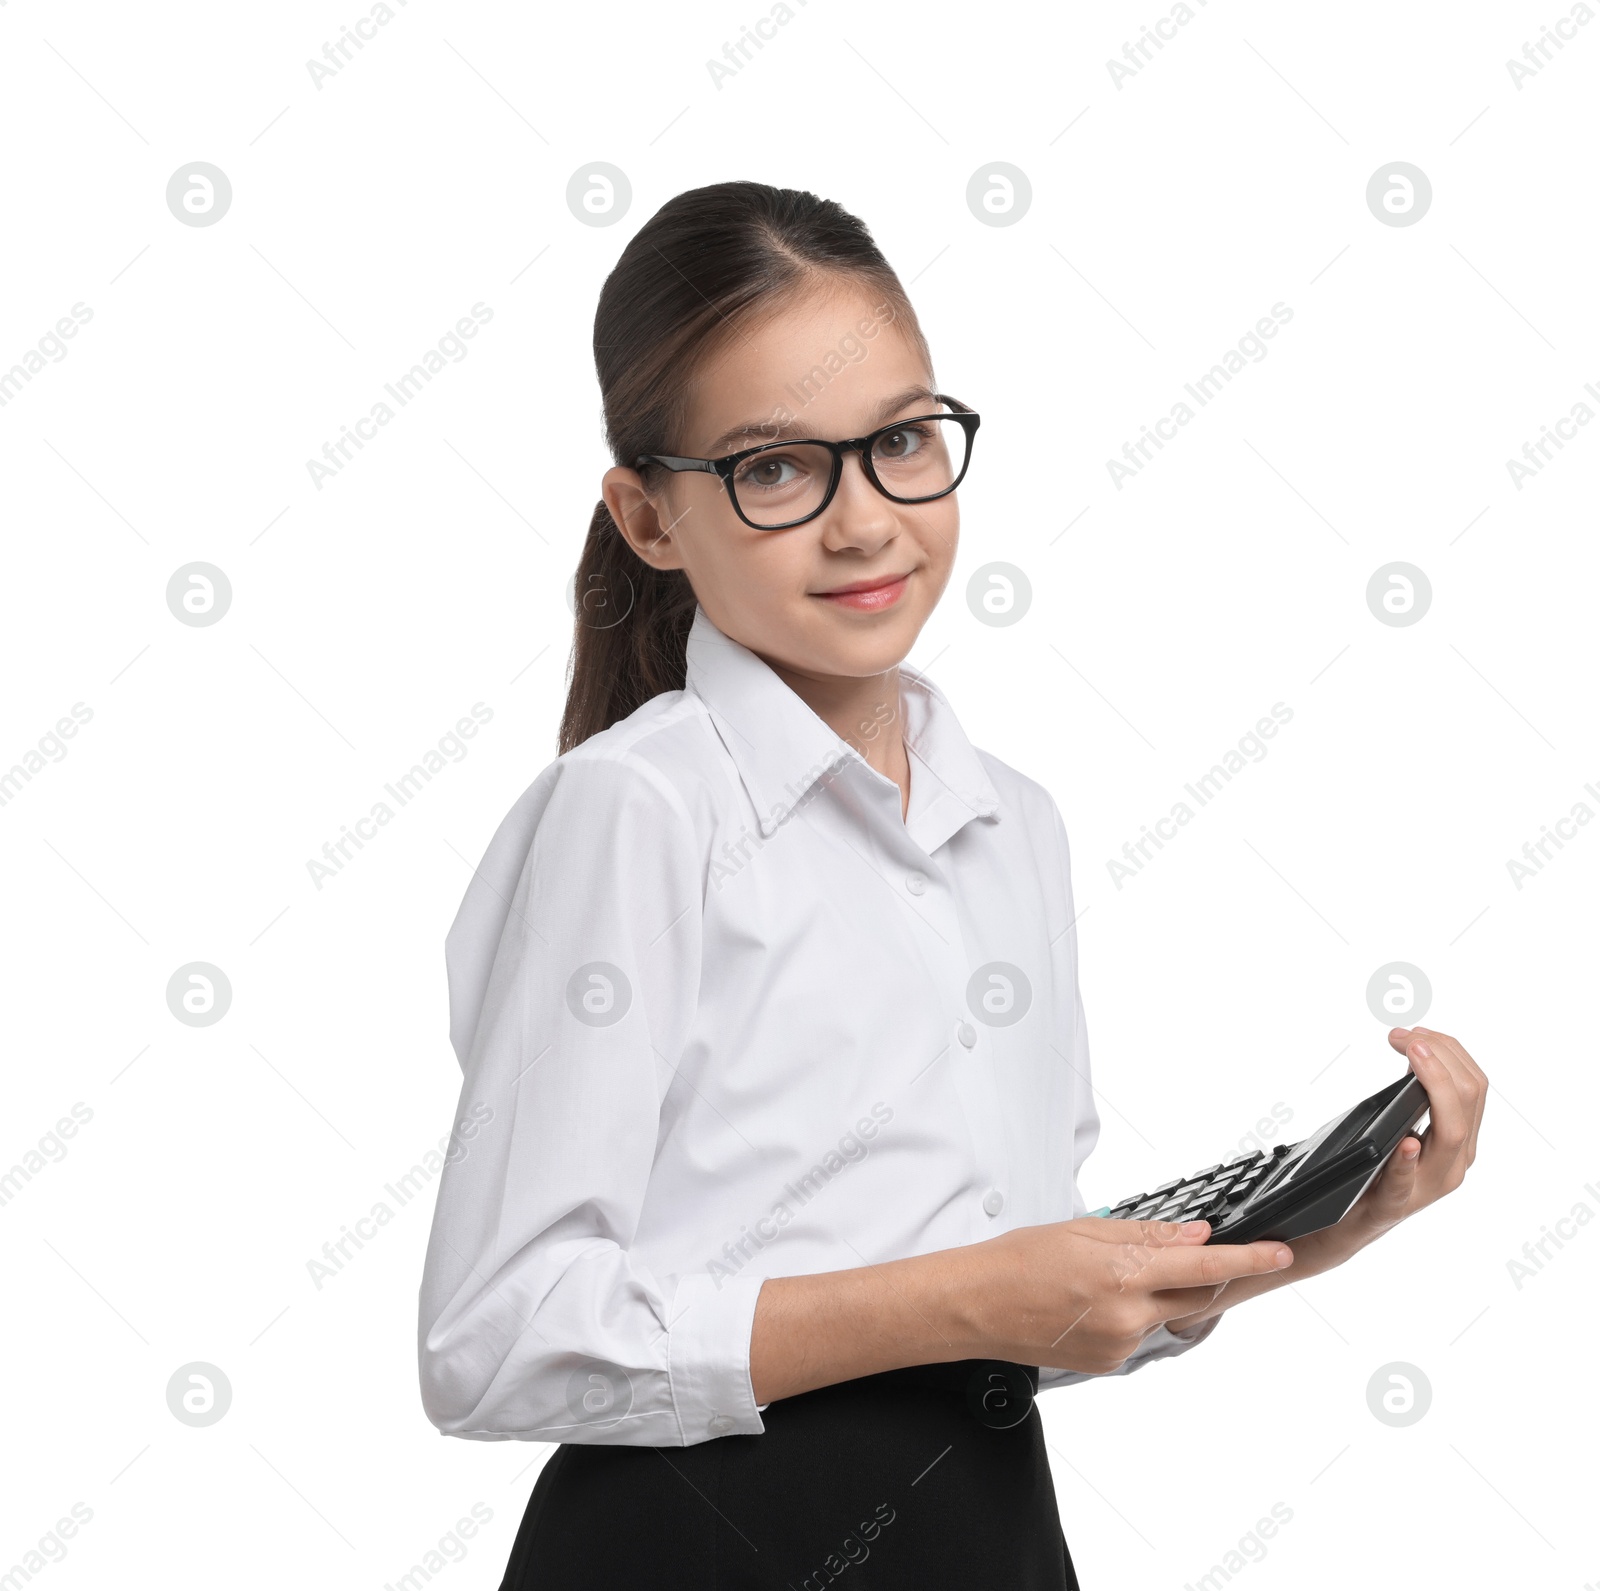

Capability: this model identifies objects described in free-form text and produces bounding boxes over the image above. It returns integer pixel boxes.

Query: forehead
[680,278,930,453]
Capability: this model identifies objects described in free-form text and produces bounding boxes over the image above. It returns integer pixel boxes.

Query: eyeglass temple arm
[635,454,719,473]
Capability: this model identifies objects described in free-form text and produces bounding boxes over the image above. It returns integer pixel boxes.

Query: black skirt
[498,1360,1078,1590]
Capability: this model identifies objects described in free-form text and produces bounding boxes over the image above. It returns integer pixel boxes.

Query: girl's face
[604,280,960,684]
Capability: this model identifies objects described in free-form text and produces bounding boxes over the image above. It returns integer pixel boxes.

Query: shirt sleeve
[417,749,767,1446]
[1041,799,1221,1392]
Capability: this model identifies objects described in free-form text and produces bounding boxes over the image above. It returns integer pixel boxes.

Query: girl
[417,180,1487,1590]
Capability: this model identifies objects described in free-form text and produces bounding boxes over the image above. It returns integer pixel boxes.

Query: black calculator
[1098,1072,1431,1244]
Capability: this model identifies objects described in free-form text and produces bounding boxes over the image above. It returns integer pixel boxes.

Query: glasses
[635,394,980,531]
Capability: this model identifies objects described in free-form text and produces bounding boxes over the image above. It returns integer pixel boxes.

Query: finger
[1069,1216,1210,1247]
[1413,1027,1487,1092]
[1414,1033,1481,1178]
[1147,1279,1238,1322]
[1410,1028,1488,1163]
[1387,1026,1415,1057]
[1355,1133,1422,1231]
[1132,1230,1295,1291]
[1427,1030,1484,1152]
[1075,1222,1277,1299]
[1404,1036,1473,1185]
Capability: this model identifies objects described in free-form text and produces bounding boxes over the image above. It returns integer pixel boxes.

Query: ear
[603,466,688,572]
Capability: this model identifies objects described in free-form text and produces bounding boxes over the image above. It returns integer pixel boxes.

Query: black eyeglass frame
[634,394,981,531]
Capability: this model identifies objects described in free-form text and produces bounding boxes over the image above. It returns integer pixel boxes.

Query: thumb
[1359,1135,1421,1232]
[1069,1216,1209,1247]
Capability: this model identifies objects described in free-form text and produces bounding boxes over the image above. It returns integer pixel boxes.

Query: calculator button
[1152,1178,1184,1195]
[1132,1199,1164,1218]
[1191,1164,1223,1181]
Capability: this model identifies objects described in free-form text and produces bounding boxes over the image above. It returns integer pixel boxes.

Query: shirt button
[956,1022,977,1049]
[905,872,927,896]
[708,1414,734,1435]
[982,1189,1005,1217]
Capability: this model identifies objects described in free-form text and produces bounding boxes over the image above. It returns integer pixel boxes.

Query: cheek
[911,511,959,611]
[681,515,815,620]
[919,505,960,571]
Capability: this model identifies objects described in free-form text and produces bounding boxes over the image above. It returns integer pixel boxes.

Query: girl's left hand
[1251,1025,1488,1280]
[1329,1025,1488,1247]
[1156,1027,1487,1333]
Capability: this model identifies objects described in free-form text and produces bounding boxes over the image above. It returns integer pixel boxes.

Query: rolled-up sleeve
[417,748,765,1446]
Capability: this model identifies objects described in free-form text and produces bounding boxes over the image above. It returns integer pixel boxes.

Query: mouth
[811,572,912,613]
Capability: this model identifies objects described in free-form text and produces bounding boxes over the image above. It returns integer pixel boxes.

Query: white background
[2,0,1595,1586]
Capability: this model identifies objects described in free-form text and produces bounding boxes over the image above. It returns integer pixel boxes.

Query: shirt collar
[684,606,1000,851]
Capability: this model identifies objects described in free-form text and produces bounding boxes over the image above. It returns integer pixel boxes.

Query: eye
[732,447,816,492]
[741,455,796,488]
[873,423,930,463]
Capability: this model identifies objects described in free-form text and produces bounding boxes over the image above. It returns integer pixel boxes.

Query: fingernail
[1181,1220,1209,1234]
[1275,1247,1294,1266]
[1412,1040,1431,1059]
[1403,1142,1420,1160]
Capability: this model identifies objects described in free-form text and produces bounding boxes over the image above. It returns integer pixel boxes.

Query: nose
[818,447,899,555]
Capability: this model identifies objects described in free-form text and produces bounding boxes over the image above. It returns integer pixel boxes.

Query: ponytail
[558,501,697,756]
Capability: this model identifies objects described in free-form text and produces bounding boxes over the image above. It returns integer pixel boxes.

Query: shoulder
[557,689,716,811]
[444,691,719,1062]
[485,689,731,863]
[448,690,723,936]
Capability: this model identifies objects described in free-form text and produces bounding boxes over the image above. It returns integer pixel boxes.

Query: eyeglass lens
[729,412,971,527]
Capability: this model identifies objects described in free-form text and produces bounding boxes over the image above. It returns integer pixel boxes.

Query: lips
[812,573,911,612]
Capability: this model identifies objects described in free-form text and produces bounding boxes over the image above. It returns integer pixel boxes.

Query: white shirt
[417,606,1217,1446]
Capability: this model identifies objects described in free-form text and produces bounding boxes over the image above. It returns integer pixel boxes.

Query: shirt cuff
[667,1272,768,1444]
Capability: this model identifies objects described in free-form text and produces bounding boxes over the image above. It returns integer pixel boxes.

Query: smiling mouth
[812,573,911,612]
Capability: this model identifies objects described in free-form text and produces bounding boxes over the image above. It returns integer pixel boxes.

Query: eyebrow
[701,384,941,456]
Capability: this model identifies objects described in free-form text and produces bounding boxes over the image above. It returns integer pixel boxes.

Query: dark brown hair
[558,180,930,754]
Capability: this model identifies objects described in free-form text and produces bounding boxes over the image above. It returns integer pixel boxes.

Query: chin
[813,617,925,677]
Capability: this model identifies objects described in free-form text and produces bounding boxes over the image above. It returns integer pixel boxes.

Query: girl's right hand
[956,1217,1295,1374]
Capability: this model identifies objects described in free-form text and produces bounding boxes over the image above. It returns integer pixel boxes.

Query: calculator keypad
[1103,1145,1291,1226]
